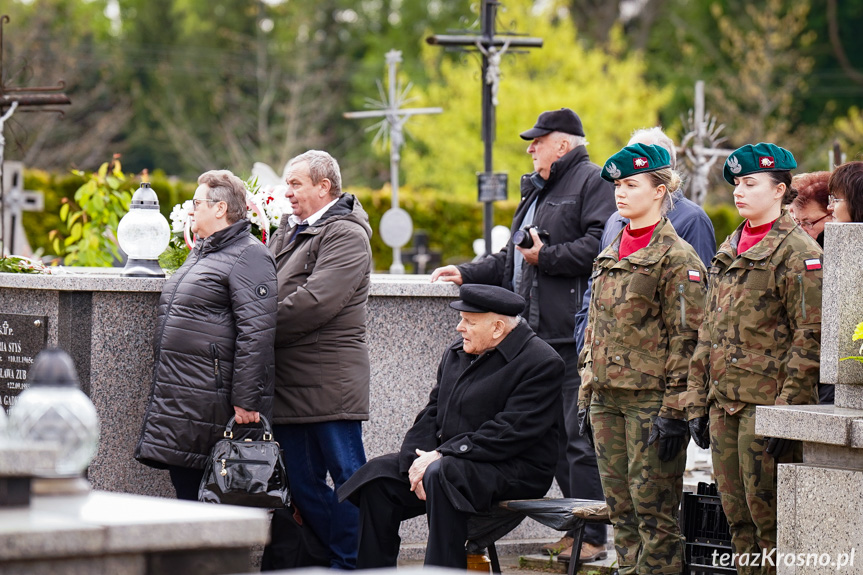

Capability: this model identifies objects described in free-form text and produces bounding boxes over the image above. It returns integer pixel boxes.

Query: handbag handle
[223,414,275,441]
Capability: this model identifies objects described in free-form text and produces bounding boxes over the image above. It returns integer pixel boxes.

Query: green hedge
[22,168,197,261]
[22,169,740,271]
[703,203,744,249]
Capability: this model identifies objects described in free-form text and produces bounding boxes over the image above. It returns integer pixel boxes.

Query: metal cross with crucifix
[678,81,731,206]
[344,49,443,274]
[0,15,70,255]
[427,0,541,256]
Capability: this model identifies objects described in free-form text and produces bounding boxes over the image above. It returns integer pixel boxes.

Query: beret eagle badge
[727,156,742,174]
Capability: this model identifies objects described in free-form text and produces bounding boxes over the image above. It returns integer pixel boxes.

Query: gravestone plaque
[0,313,48,413]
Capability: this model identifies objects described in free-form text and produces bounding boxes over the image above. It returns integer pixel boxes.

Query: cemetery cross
[427,0,541,256]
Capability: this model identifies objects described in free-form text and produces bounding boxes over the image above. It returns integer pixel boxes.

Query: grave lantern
[117,182,171,277]
[8,349,99,482]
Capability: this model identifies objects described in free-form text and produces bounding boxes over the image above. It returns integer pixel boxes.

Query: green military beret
[601,143,671,182]
[723,142,797,184]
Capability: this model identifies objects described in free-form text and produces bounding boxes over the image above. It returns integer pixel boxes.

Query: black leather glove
[765,436,792,458]
[648,416,689,462]
[577,408,594,449]
[688,415,710,450]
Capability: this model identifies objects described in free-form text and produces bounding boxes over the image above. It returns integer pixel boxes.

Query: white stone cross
[344,50,442,274]
[679,80,732,206]
[1,161,44,256]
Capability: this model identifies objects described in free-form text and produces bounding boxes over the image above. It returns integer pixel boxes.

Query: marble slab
[0,491,269,561]
[822,223,863,389]
[755,404,863,446]
[776,464,862,575]
[0,441,60,477]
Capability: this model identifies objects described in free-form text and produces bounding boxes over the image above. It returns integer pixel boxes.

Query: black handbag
[198,415,290,508]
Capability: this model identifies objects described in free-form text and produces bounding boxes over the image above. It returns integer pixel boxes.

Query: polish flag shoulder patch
[804,258,822,271]
[688,270,702,282]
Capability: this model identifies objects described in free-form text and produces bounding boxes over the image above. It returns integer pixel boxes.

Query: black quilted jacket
[135,220,277,470]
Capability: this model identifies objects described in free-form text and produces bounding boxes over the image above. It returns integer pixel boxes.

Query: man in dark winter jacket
[338,284,565,569]
[269,150,373,570]
[135,170,277,501]
[431,108,615,561]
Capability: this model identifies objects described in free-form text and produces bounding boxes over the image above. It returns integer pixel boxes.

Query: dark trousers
[168,465,205,501]
[273,421,366,570]
[553,342,607,545]
[356,459,470,569]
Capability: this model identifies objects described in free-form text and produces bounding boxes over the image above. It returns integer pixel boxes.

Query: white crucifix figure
[344,50,443,274]
[475,38,512,107]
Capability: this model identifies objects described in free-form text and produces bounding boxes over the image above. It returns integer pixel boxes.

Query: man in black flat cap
[432,108,615,561]
[338,284,565,569]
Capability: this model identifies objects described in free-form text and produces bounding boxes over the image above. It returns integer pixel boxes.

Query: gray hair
[553,132,589,149]
[628,127,677,169]
[197,170,247,224]
[288,150,342,197]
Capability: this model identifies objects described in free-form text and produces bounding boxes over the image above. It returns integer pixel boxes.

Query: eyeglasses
[192,199,219,211]
[828,194,847,206]
[799,213,830,230]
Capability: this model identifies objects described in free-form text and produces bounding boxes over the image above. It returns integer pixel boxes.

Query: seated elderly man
[338,284,565,569]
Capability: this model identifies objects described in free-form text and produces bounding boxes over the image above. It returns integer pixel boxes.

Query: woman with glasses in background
[828,161,863,223]
[789,172,830,247]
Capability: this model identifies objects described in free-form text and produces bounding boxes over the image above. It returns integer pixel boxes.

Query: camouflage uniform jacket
[685,212,822,418]
[579,218,707,420]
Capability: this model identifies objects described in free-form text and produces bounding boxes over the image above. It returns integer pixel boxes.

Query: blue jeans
[273,421,366,569]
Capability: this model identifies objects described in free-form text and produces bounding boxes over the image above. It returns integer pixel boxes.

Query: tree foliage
[399,0,671,201]
[4,0,863,190]
[1,0,129,170]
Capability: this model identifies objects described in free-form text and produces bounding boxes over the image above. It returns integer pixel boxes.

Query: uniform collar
[725,211,797,262]
[598,217,676,266]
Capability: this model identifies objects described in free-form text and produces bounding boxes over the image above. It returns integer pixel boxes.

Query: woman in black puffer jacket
[135,170,277,500]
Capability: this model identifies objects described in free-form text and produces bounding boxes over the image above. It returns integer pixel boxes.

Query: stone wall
[0,272,559,551]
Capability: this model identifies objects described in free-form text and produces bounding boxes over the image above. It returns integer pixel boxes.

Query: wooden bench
[466,498,611,575]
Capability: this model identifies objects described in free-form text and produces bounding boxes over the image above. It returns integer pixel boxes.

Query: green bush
[24,168,744,271]
[703,203,744,249]
[23,167,196,263]
[352,186,517,272]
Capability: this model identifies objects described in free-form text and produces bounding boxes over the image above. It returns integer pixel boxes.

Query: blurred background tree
[3,0,863,264]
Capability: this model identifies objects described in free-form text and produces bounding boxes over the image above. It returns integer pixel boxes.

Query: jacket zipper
[678,284,687,329]
[797,274,806,320]
[211,343,223,389]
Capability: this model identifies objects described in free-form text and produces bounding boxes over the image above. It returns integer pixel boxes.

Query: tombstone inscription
[0,312,48,412]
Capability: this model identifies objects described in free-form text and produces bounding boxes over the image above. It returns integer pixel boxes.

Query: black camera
[512,225,550,249]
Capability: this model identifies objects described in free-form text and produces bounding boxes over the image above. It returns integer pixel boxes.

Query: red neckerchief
[619,222,657,259]
[738,219,776,254]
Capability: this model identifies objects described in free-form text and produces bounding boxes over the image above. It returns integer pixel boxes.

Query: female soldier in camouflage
[578,143,706,575]
[686,143,822,574]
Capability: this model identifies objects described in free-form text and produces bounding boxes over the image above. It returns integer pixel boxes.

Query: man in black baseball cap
[519,107,585,140]
[431,107,615,561]
[339,284,565,569]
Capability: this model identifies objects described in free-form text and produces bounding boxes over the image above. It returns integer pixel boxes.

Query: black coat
[135,220,278,470]
[339,321,565,514]
[458,146,615,345]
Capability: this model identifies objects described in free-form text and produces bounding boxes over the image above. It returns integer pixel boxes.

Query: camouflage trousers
[590,389,686,575]
[709,403,799,575]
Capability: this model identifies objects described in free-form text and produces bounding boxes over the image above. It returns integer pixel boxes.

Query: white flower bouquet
[159,177,290,272]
